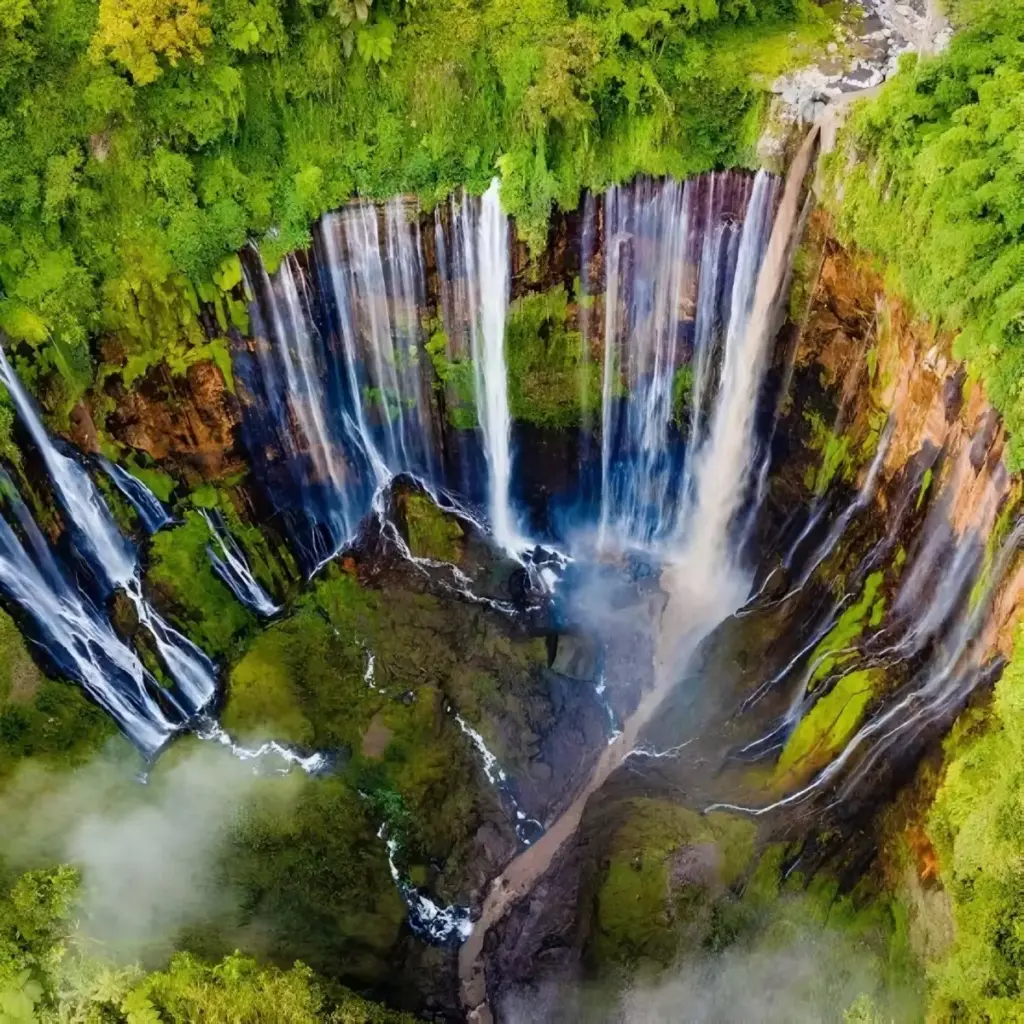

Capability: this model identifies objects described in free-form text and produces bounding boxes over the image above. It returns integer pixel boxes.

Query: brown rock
[105,359,244,480]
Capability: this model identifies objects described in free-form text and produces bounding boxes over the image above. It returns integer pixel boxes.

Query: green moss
[0,608,119,778]
[722,847,923,1018]
[776,668,882,784]
[222,568,549,879]
[809,572,886,685]
[401,492,464,563]
[672,364,695,428]
[589,798,756,969]
[505,286,599,429]
[0,610,41,709]
[968,491,1019,612]
[147,511,256,660]
[803,410,855,496]
[223,639,314,747]
[425,327,476,430]
[915,467,933,511]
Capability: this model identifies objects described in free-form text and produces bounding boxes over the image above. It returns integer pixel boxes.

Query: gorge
[0,0,1022,1021]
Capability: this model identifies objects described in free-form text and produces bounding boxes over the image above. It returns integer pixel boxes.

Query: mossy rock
[0,609,42,708]
[147,510,256,660]
[399,491,465,563]
[775,668,882,788]
[221,567,544,893]
[588,797,755,969]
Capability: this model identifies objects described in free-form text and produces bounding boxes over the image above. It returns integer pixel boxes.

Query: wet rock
[109,590,139,640]
[550,633,599,682]
[68,401,101,454]
[943,368,966,423]
[969,409,1000,472]
[105,359,244,481]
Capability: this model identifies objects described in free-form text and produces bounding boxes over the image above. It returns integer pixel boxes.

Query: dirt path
[457,616,688,1021]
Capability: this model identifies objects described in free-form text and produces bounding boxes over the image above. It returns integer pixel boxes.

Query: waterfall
[0,477,175,754]
[99,458,171,535]
[0,347,217,719]
[595,172,775,549]
[432,181,520,550]
[468,181,518,551]
[240,168,798,568]
[241,199,446,571]
[677,132,818,598]
[200,509,280,618]
[240,251,376,570]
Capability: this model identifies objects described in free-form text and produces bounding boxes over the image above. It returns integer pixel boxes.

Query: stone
[550,633,599,682]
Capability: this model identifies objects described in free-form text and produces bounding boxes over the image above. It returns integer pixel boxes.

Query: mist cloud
[0,739,289,963]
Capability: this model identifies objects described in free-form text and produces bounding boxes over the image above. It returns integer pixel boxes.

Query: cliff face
[471,213,1024,1019]
[45,183,1023,1020]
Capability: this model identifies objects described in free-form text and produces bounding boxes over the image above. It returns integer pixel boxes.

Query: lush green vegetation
[926,625,1024,1020]
[223,564,548,888]
[505,285,598,428]
[828,0,1024,466]
[0,863,412,1022]
[585,803,922,1017]
[588,797,755,968]
[0,0,830,426]
[0,609,118,779]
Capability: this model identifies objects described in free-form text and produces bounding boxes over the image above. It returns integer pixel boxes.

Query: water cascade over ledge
[1,132,1019,989]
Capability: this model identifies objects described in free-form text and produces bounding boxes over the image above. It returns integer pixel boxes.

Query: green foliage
[505,285,597,428]
[0,0,827,423]
[827,0,1024,466]
[128,460,175,502]
[147,509,256,659]
[671,363,694,427]
[927,624,1024,1019]
[425,327,476,429]
[0,862,411,1021]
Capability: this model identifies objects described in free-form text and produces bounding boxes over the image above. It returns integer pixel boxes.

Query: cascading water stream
[0,475,175,754]
[595,171,777,550]
[0,347,217,719]
[199,509,280,618]
[469,181,518,551]
[99,458,171,535]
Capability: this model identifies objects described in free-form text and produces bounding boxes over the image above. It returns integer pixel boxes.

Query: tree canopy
[0,0,825,425]
[828,0,1024,466]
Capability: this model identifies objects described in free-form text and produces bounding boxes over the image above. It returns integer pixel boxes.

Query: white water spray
[469,180,519,552]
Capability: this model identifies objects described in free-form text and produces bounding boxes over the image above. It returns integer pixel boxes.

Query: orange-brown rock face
[105,360,245,482]
[796,217,1023,665]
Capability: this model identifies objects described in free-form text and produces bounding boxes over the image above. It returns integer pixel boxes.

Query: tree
[91,0,213,85]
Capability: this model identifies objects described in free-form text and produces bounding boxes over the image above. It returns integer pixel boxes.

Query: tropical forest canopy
[0,0,824,426]
[828,0,1024,465]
